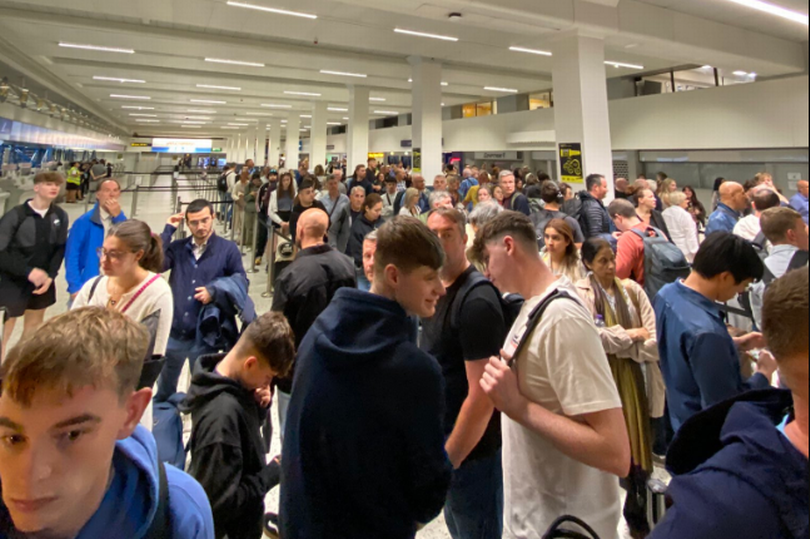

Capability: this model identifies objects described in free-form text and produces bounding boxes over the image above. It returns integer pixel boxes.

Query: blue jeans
[154,336,211,402]
[444,450,503,539]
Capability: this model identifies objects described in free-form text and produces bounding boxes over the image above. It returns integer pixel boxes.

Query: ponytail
[141,233,164,273]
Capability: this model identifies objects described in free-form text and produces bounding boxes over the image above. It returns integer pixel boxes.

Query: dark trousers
[154,336,215,402]
[444,450,503,539]
[256,214,269,259]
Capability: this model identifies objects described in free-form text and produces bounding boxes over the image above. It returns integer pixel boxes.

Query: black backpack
[450,271,524,331]
[217,172,229,193]
[630,227,692,300]
[543,515,602,539]
[750,231,769,262]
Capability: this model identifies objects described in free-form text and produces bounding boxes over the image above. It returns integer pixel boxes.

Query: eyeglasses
[97,248,128,261]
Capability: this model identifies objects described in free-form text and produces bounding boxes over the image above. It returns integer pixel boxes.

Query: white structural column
[268,123,281,169]
[224,137,233,162]
[310,101,328,171]
[246,125,258,164]
[408,57,443,184]
[347,85,369,172]
[285,111,300,169]
[551,34,614,195]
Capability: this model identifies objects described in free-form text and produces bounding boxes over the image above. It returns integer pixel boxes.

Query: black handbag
[543,516,602,539]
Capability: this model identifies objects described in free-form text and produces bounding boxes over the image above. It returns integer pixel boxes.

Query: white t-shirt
[502,277,623,539]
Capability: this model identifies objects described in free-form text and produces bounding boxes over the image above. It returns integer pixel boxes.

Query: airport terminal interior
[0,0,808,538]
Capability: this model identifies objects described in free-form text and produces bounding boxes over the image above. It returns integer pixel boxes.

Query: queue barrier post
[262,225,276,298]
[248,215,260,273]
[130,185,140,217]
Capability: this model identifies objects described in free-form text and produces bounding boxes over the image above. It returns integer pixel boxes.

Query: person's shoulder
[165,465,215,538]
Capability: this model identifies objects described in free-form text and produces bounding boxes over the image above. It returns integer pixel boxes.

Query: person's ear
[503,236,516,257]
[117,388,152,440]
[384,264,400,288]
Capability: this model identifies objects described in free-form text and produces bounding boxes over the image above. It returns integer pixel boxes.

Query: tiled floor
[9,177,646,539]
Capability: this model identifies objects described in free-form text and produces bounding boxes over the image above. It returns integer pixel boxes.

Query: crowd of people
[0,158,807,539]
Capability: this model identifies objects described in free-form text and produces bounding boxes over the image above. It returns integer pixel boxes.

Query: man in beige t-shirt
[472,212,630,539]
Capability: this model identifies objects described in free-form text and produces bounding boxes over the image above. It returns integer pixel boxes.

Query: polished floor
[5,176,645,539]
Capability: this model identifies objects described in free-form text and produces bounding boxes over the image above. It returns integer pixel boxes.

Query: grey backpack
[630,227,692,300]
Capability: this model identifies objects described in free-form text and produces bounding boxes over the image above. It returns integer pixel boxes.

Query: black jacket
[649,209,673,242]
[182,354,279,539]
[271,244,356,392]
[578,191,612,239]
[0,201,68,283]
[346,214,382,268]
[280,288,452,539]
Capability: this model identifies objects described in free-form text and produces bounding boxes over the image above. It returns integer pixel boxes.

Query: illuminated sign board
[131,142,151,148]
[151,138,213,154]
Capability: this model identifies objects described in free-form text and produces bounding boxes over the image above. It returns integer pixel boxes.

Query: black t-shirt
[420,266,506,463]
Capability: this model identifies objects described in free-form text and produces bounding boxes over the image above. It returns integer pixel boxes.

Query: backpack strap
[788,249,809,271]
[449,270,494,330]
[508,289,577,366]
[88,275,104,302]
[144,462,171,539]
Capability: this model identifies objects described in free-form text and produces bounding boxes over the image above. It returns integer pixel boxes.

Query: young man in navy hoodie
[280,215,453,538]
[0,307,214,539]
[650,266,808,539]
[184,312,296,539]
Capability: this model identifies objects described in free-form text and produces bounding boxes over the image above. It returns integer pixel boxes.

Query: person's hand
[27,268,49,287]
[735,332,767,352]
[33,278,53,296]
[103,197,122,218]
[627,327,651,342]
[254,385,273,408]
[194,287,213,305]
[755,350,778,382]
[281,222,290,234]
[166,213,184,227]
[480,353,528,420]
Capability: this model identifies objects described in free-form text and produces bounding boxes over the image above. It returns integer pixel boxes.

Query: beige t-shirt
[502,277,623,539]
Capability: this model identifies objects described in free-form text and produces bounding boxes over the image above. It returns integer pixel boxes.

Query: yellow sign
[368,153,385,161]
[559,143,584,184]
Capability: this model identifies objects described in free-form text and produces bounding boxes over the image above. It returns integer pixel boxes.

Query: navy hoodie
[280,288,452,539]
[651,389,808,539]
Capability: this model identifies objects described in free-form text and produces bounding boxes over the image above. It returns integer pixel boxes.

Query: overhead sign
[212,147,223,153]
[413,148,422,173]
[151,138,213,154]
[559,143,584,184]
[475,151,519,160]
[401,139,413,148]
[131,142,151,148]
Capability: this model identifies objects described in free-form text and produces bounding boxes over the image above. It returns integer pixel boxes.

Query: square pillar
[552,34,614,197]
[409,57,443,184]
[285,111,300,170]
[311,102,328,171]
[347,85,369,172]
[268,123,281,169]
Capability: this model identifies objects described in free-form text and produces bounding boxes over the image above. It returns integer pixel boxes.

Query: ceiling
[0,0,805,139]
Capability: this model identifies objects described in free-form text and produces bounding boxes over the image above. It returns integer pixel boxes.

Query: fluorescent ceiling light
[190,99,226,104]
[483,86,519,93]
[135,119,160,123]
[300,128,309,132]
[300,114,312,118]
[328,107,348,112]
[394,28,458,42]
[94,76,145,83]
[245,112,274,116]
[327,122,342,126]
[407,79,449,86]
[261,103,293,108]
[111,94,151,100]
[726,0,808,25]
[226,1,317,19]
[320,69,367,79]
[605,61,645,70]
[304,125,312,129]
[342,117,349,120]
[284,91,321,97]
[123,106,155,110]
[369,97,386,102]
[205,58,265,67]
[281,120,288,123]
[129,113,157,117]
[196,84,242,91]
[184,116,212,120]
[188,109,217,113]
[59,42,134,54]
[181,125,202,129]
[228,123,250,126]
[733,70,749,76]
[509,46,553,56]
[222,126,240,130]
[702,65,714,69]
[174,120,208,124]
[374,110,399,115]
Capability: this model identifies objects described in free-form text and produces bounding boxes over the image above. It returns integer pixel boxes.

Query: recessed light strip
[483,86,519,93]
[122,106,155,110]
[328,107,348,112]
[605,61,645,70]
[196,84,242,91]
[509,46,553,56]
[59,42,134,54]
[190,99,226,104]
[284,91,321,97]
[394,28,458,42]
[320,69,367,78]
[129,113,157,117]
[94,76,146,83]
[205,58,265,67]
[726,0,808,25]
[226,1,317,19]
[374,110,400,115]
[261,103,293,108]
[110,94,151,100]
[369,97,386,102]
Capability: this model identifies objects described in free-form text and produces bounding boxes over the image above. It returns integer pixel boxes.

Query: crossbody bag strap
[508,289,576,367]
[120,275,162,314]
[88,275,104,302]
[143,462,171,539]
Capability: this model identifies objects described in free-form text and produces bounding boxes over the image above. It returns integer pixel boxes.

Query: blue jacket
[705,203,740,236]
[789,192,808,224]
[161,226,246,339]
[280,288,451,539]
[65,204,127,294]
[0,425,214,539]
[651,390,807,539]
[654,281,770,432]
[196,273,256,352]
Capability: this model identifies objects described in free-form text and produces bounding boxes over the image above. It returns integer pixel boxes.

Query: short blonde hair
[1,307,149,406]
[668,191,687,207]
